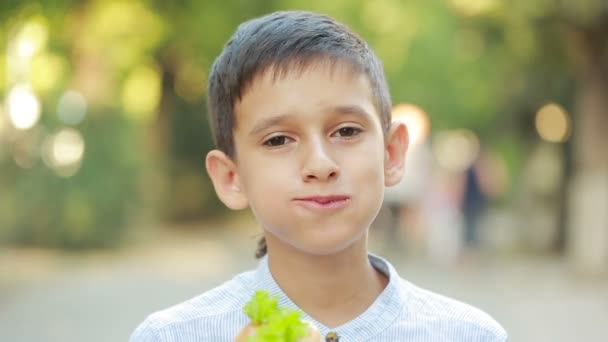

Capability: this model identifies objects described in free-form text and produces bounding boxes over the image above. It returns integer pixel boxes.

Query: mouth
[293,195,351,209]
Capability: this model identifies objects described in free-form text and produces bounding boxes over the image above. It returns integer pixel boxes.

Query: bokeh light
[432,129,480,172]
[42,128,86,177]
[15,18,48,58]
[392,103,431,146]
[84,1,165,69]
[57,90,87,125]
[7,85,41,130]
[448,0,500,16]
[535,103,571,143]
[122,64,161,122]
[30,52,67,94]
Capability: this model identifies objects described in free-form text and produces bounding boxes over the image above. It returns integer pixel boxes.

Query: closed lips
[294,196,350,203]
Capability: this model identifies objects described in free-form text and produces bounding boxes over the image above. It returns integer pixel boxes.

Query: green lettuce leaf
[243,290,309,342]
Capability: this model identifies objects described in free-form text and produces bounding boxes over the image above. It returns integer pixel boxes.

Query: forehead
[234,61,377,128]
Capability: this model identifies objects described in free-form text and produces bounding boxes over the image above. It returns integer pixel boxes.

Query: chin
[295,229,367,256]
[263,218,370,255]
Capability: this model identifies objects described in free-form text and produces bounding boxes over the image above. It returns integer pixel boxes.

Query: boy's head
[205,11,408,258]
[207,11,392,159]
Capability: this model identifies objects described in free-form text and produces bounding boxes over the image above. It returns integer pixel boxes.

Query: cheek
[345,140,385,184]
[243,157,294,185]
[238,157,295,210]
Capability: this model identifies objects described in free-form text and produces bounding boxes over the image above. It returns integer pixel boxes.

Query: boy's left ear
[384,121,409,186]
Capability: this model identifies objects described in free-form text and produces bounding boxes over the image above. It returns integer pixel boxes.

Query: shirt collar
[252,253,404,341]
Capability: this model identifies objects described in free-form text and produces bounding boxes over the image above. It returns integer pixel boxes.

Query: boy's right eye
[263,135,292,147]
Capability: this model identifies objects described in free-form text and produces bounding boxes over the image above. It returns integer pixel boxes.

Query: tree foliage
[1,0,604,248]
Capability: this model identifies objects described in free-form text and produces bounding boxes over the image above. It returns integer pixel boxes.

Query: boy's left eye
[333,126,362,137]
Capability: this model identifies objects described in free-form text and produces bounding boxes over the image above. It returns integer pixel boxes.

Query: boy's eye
[334,126,362,137]
[263,135,291,147]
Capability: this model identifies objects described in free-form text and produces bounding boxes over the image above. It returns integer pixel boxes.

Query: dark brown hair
[207,11,392,258]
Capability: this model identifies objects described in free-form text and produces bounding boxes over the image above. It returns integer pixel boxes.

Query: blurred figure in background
[458,147,508,256]
[423,166,465,266]
[423,130,495,265]
[461,158,487,250]
[383,140,433,250]
[381,104,433,251]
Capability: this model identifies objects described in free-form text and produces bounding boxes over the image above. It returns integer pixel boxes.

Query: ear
[205,150,249,210]
[384,121,409,187]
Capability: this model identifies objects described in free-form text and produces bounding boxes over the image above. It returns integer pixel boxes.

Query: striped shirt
[130,254,507,341]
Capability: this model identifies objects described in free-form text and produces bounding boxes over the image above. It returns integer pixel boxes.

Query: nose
[301,140,340,182]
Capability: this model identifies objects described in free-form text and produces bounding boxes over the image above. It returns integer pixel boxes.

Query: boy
[131,10,507,341]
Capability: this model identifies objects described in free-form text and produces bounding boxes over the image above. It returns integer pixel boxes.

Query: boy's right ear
[205,150,249,210]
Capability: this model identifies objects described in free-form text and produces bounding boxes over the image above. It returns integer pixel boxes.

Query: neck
[265,233,388,327]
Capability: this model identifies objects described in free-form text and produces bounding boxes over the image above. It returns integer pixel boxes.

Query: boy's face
[207,62,407,256]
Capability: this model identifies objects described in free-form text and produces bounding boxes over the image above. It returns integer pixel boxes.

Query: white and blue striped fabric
[130,254,507,341]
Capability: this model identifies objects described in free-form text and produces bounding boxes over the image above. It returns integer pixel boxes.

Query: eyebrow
[332,105,374,122]
[249,113,295,137]
[248,104,373,137]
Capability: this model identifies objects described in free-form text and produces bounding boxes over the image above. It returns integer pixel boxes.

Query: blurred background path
[1,220,606,342]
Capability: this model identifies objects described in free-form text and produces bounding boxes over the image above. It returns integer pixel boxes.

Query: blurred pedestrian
[383,141,433,250]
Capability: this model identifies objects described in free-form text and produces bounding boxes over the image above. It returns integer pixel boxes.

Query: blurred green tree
[1,0,605,261]
[447,0,608,270]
